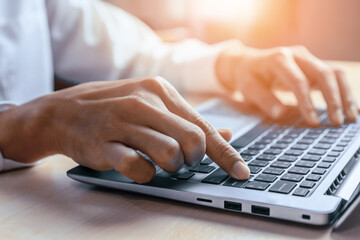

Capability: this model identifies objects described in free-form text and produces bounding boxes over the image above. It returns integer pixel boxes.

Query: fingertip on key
[309,110,320,127]
[231,161,250,180]
[333,109,344,126]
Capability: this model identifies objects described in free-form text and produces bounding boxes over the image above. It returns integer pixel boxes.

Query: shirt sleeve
[45,0,231,94]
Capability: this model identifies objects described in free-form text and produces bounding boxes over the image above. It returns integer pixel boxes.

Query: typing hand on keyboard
[0,76,250,184]
[216,41,358,126]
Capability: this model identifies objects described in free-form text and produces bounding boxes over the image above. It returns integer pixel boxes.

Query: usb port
[251,205,270,216]
[224,201,242,211]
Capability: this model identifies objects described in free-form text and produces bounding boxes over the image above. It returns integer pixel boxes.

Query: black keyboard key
[318,162,331,169]
[281,173,304,182]
[263,133,279,139]
[323,156,336,163]
[263,167,285,175]
[303,134,319,140]
[308,129,324,135]
[264,149,282,155]
[291,144,309,150]
[269,181,297,194]
[255,174,277,183]
[278,155,297,162]
[325,133,341,138]
[329,129,344,134]
[288,167,310,175]
[336,142,348,147]
[241,150,259,156]
[223,177,249,188]
[231,123,270,148]
[256,139,273,145]
[200,158,213,165]
[285,150,303,156]
[271,161,291,169]
[297,139,314,145]
[189,165,215,173]
[306,174,321,181]
[244,181,270,191]
[277,138,294,144]
[308,149,326,156]
[271,143,288,149]
[319,138,336,144]
[202,168,228,184]
[333,147,344,152]
[293,188,310,197]
[314,143,332,150]
[312,168,326,175]
[341,137,352,142]
[295,160,316,168]
[301,155,321,161]
[328,151,340,157]
[285,133,300,139]
[300,180,316,188]
[248,144,267,150]
[249,160,269,167]
[176,172,195,180]
[241,155,253,162]
[249,166,262,174]
[256,154,276,161]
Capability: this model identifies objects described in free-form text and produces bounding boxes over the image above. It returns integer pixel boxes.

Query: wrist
[215,40,246,91]
[0,96,60,163]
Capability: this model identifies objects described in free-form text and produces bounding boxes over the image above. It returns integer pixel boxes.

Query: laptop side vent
[326,148,360,196]
[325,170,347,195]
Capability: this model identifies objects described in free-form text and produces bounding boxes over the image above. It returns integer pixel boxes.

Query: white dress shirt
[0,0,229,172]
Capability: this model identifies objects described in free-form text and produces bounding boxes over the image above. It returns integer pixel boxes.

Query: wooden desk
[1,62,359,240]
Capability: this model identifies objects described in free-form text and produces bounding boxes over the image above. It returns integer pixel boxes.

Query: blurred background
[105,0,360,61]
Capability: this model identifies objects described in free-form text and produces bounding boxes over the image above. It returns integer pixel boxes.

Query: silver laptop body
[67,99,360,226]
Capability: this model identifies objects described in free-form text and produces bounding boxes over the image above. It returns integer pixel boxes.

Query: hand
[216,41,358,126]
[0,77,249,183]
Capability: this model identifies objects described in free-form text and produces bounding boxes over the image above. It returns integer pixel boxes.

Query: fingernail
[334,109,344,125]
[309,111,319,126]
[232,161,250,180]
[270,104,284,120]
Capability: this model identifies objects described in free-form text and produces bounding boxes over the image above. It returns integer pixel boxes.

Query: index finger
[161,84,250,180]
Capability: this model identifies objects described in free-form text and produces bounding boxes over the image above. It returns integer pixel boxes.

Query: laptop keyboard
[171,111,360,197]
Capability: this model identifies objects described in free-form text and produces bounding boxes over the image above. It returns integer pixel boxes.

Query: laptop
[67,98,360,226]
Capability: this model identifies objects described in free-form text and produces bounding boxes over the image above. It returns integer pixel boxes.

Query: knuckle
[161,139,181,160]
[272,47,290,63]
[216,141,236,163]
[183,126,206,157]
[142,76,169,92]
[192,114,215,136]
[293,45,309,53]
[159,139,183,172]
[122,96,147,109]
[142,76,170,95]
